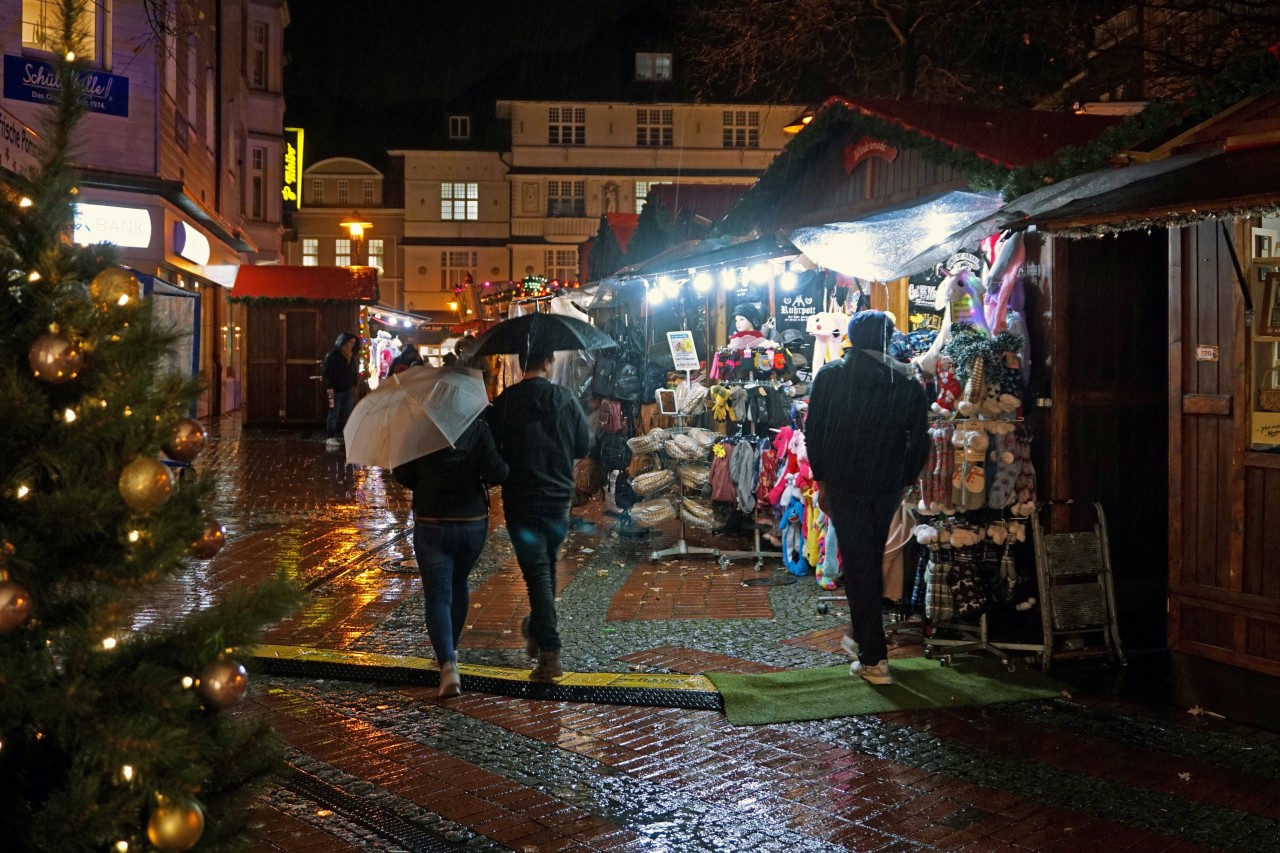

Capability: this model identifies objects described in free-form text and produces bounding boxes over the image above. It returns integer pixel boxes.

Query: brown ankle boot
[438,661,461,698]
[530,651,563,682]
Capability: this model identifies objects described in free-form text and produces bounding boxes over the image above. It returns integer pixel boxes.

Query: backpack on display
[599,433,632,472]
[611,361,643,402]
[573,457,604,506]
[592,354,618,398]
[598,398,625,433]
[641,361,668,403]
[605,470,637,513]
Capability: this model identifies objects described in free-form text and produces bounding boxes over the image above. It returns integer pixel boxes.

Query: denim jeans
[413,519,489,664]
[506,514,569,653]
[825,491,901,667]
[326,387,355,439]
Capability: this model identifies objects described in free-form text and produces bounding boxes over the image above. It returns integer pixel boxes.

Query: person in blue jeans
[487,350,591,682]
[323,332,361,447]
[393,417,508,697]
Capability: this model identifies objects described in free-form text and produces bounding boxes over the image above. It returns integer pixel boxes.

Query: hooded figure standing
[806,311,930,685]
[486,350,591,681]
[323,332,361,447]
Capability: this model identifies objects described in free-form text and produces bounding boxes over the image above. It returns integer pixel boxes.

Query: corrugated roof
[231,265,379,301]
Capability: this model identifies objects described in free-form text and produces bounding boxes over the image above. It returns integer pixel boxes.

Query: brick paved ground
[142,417,1280,852]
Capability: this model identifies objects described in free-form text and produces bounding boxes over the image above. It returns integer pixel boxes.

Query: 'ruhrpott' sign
[3,55,129,117]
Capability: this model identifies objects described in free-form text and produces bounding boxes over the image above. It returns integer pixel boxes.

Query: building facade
[0,0,290,417]
[283,99,801,314]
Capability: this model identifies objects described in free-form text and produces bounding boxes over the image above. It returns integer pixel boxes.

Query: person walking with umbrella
[391,372,508,698]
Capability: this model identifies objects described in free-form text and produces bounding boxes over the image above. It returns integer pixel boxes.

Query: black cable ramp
[252,645,725,712]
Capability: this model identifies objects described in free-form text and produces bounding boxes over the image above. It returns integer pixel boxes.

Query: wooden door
[282,308,323,423]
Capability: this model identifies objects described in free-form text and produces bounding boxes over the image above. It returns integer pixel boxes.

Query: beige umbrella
[343,366,489,469]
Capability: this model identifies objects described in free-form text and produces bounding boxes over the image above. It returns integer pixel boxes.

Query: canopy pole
[1219,220,1253,328]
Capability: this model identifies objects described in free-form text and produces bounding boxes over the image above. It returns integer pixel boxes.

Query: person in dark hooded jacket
[322,332,361,446]
[486,350,590,682]
[806,310,930,686]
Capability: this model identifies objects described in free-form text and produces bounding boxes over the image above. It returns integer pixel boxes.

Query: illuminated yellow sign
[282,127,303,209]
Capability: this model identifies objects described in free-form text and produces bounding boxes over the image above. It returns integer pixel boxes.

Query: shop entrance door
[281,308,322,423]
[1045,231,1170,648]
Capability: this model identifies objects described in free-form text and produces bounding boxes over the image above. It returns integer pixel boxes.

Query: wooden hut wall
[244,302,361,426]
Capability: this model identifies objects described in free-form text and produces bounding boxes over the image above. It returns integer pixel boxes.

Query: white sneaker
[851,659,892,685]
[840,635,859,659]
[325,437,342,448]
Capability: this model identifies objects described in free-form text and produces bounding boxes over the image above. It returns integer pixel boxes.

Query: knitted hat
[732,302,764,330]
[846,310,893,352]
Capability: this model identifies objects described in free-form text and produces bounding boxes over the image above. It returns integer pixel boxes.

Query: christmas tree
[0,3,296,850]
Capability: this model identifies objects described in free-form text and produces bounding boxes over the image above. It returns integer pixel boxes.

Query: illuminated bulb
[63,408,77,423]
[28,271,40,282]
[18,197,32,208]
[114,842,129,852]
[181,676,194,688]
[65,51,75,61]
[122,407,132,416]
[102,637,117,650]
[16,485,30,499]
[116,293,130,306]
[720,269,737,290]
[692,272,712,292]
[121,765,135,782]
[646,287,664,306]
[780,270,798,291]
[127,530,141,543]
[750,263,771,284]
[99,399,108,408]
[659,276,679,298]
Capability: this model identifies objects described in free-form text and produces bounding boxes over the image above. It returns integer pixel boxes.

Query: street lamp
[339,210,373,266]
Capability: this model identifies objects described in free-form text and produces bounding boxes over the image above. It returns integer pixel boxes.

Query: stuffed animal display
[805,311,849,373]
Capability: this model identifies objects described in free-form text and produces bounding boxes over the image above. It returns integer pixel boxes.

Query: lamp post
[339,210,373,266]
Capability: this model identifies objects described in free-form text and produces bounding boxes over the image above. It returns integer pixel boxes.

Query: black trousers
[826,490,901,666]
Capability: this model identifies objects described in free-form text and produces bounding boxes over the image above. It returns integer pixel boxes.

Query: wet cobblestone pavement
[148,417,1280,852]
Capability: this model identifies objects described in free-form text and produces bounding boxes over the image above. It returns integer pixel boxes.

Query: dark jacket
[805,348,930,497]
[322,334,361,392]
[487,377,591,517]
[392,419,508,519]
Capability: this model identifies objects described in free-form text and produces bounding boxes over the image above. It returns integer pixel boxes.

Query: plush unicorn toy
[805,311,849,373]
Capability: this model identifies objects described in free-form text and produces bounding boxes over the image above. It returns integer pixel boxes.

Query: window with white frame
[311,179,323,204]
[362,180,374,205]
[367,238,384,270]
[635,52,673,82]
[249,22,268,89]
[441,182,478,221]
[250,147,266,219]
[636,109,673,147]
[722,110,760,148]
[335,238,351,267]
[634,180,652,214]
[301,238,318,266]
[22,0,102,62]
[547,180,585,217]
[441,251,477,291]
[337,180,348,204]
[548,106,586,145]
[449,116,471,140]
[545,249,578,283]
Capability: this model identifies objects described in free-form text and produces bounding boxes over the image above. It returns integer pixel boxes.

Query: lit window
[548,106,586,146]
[441,182,478,221]
[335,238,351,267]
[635,52,673,82]
[545,249,578,283]
[302,239,318,266]
[250,147,266,220]
[337,180,348,204]
[449,116,471,140]
[636,109,673,147]
[634,181,667,215]
[22,0,103,62]
[249,22,268,89]
[367,238,384,270]
[362,180,374,204]
[440,251,477,291]
[547,180,585,217]
[311,180,323,204]
[722,110,760,148]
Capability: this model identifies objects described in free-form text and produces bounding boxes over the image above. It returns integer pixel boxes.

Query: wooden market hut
[230,265,379,426]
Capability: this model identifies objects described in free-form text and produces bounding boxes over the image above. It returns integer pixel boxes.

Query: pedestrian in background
[806,311,930,686]
[487,350,591,681]
[323,332,361,448]
[393,418,508,697]
[391,346,424,375]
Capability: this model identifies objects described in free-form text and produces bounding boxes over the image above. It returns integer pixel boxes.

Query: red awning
[231,265,379,301]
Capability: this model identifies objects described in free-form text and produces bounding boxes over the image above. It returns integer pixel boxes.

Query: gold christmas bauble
[198,658,248,709]
[147,795,205,851]
[162,418,207,463]
[0,580,32,633]
[191,522,225,559]
[117,457,172,514]
[28,334,83,383]
[89,267,141,308]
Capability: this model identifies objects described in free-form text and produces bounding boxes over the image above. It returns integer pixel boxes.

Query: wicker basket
[1262,368,1280,413]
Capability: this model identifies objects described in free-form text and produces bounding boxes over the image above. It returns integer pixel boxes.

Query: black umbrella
[469,312,618,357]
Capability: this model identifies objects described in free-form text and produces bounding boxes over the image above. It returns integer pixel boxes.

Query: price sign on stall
[666,330,701,371]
